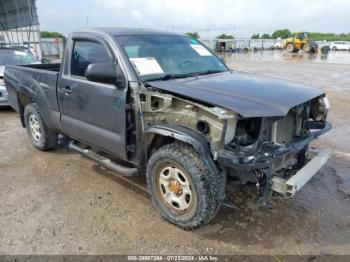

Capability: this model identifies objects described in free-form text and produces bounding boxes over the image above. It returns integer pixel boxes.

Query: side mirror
[86,62,117,84]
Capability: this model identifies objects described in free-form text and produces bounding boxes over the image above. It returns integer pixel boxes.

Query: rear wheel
[332,46,337,51]
[24,103,58,150]
[146,142,220,229]
[286,43,295,52]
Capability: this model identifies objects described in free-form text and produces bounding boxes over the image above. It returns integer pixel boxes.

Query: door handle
[62,86,73,95]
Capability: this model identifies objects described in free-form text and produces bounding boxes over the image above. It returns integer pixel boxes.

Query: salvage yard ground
[0,51,349,255]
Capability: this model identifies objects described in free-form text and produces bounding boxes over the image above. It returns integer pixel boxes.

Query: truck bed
[4,63,62,131]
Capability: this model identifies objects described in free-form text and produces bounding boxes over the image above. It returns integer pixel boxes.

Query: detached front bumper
[271,148,331,197]
[218,122,332,198]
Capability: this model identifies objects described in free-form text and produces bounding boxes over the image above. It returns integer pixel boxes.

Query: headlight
[323,96,330,111]
[311,96,330,121]
[0,78,4,86]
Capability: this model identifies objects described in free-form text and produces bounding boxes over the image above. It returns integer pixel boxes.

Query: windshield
[115,35,228,81]
[0,49,38,66]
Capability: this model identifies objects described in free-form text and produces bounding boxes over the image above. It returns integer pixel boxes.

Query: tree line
[40,31,66,41]
[251,29,350,41]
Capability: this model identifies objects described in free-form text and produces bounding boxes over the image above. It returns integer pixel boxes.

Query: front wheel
[286,43,295,52]
[146,143,220,229]
[24,103,58,150]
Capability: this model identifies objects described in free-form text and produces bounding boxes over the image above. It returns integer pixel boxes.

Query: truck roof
[77,27,184,37]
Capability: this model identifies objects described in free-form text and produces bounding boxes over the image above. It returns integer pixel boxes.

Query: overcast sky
[36,0,350,38]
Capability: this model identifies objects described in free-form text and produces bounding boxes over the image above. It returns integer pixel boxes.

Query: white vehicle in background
[273,37,283,49]
[0,47,39,107]
[330,41,350,51]
[273,41,283,49]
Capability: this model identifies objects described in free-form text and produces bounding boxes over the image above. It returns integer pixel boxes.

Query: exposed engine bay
[132,84,331,205]
[220,95,331,202]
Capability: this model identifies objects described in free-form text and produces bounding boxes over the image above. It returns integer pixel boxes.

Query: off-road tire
[286,43,295,52]
[146,142,220,229]
[24,103,58,151]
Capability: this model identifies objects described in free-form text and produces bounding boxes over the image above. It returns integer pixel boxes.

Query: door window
[71,40,113,77]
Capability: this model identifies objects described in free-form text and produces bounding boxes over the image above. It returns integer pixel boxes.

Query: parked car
[0,47,39,106]
[4,28,331,229]
[330,41,350,51]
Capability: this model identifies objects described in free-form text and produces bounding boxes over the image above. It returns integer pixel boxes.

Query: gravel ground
[0,51,349,255]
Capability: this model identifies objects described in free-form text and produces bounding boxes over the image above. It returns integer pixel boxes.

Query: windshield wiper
[195,70,226,76]
[146,70,226,82]
[146,73,197,82]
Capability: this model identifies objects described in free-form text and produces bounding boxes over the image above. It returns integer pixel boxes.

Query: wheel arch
[144,124,219,174]
[144,124,227,201]
[18,91,35,127]
[17,89,58,132]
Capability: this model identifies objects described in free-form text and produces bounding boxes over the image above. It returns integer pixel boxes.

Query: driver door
[58,36,128,159]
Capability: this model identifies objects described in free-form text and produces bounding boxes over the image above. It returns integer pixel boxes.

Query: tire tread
[24,103,57,151]
[146,142,220,229]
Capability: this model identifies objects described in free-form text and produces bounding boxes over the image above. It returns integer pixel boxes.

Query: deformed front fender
[144,123,227,200]
[144,123,219,174]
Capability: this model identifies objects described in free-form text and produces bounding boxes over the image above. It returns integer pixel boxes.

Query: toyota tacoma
[4,28,331,229]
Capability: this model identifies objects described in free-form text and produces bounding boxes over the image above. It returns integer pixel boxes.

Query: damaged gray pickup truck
[4,28,331,229]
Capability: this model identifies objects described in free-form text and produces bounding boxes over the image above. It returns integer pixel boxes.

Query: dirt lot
[0,51,349,255]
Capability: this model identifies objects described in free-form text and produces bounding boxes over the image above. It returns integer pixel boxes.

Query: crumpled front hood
[149,71,323,117]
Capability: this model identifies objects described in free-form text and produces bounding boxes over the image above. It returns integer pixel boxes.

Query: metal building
[0,0,42,59]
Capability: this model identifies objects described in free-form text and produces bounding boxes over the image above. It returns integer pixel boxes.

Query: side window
[71,40,113,77]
